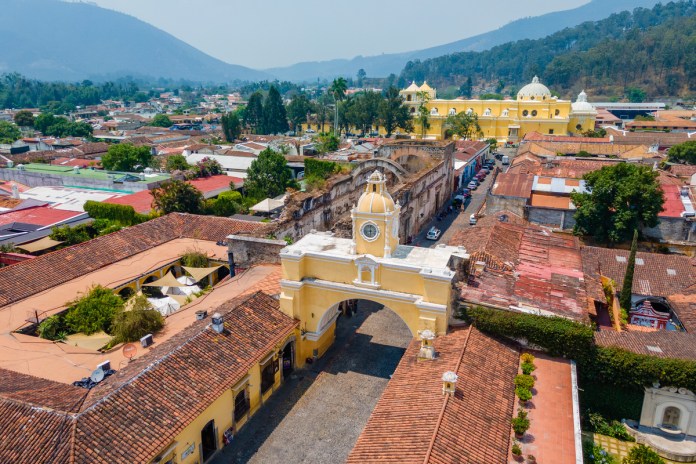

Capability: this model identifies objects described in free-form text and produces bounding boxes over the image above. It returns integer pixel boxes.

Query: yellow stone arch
[279,170,468,367]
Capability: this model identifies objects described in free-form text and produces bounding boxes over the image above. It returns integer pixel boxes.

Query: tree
[221,112,242,142]
[0,121,21,144]
[245,148,298,199]
[446,111,482,140]
[205,190,241,217]
[34,113,59,134]
[571,164,664,244]
[486,138,498,152]
[417,104,430,139]
[64,285,124,335]
[286,94,312,133]
[263,86,289,135]
[343,91,381,135]
[620,229,638,312]
[356,68,367,88]
[314,132,340,154]
[668,140,696,164]
[622,444,665,464]
[151,180,204,214]
[626,87,647,103]
[459,77,473,98]
[110,295,164,344]
[329,77,348,134]
[13,110,34,127]
[150,114,173,128]
[244,91,264,134]
[196,157,223,177]
[101,144,153,172]
[378,86,413,137]
[165,154,190,172]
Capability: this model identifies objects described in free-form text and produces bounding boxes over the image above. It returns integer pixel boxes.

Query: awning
[183,265,222,283]
[142,272,189,287]
[16,236,63,253]
[250,198,284,213]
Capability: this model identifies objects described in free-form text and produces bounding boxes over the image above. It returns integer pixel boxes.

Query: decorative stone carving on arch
[350,158,407,188]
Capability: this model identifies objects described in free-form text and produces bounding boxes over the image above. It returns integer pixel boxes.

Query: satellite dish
[122,343,137,360]
[90,368,105,384]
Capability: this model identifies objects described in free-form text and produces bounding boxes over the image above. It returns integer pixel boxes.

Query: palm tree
[329,77,348,135]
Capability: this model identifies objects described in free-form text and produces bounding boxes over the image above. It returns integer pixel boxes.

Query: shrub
[463,306,594,362]
[83,201,148,226]
[511,410,530,435]
[511,443,522,456]
[587,412,635,442]
[110,308,164,344]
[515,374,535,390]
[521,362,536,375]
[580,383,643,422]
[64,285,124,335]
[622,444,665,464]
[305,158,340,179]
[38,315,69,341]
[516,386,532,402]
[521,353,535,364]
[181,250,209,268]
[584,442,620,464]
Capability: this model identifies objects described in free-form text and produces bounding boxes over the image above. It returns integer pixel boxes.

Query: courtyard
[212,300,413,464]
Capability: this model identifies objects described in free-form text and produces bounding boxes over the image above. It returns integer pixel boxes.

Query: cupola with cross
[351,170,401,258]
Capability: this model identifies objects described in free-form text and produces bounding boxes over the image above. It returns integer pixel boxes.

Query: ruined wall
[226,235,287,267]
[486,192,527,217]
[270,141,455,242]
[642,218,696,244]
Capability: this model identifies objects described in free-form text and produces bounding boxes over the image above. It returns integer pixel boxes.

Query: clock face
[361,222,379,241]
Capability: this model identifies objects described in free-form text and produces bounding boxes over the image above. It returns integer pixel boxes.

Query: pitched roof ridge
[422,326,473,464]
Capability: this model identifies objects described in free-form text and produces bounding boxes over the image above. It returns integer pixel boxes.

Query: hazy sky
[89,0,589,69]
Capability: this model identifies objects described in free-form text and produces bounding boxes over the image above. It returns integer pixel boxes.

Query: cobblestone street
[212,301,412,464]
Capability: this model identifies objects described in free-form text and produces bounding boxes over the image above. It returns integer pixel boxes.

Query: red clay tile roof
[103,189,153,213]
[594,330,696,361]
[347,327,519,464]
[666,292,696,333]
[668,164,696,178]
[0,213,267,307]
[581,246,696,299]
[0,291,297,464]
[524,131,612,144]
[508,156,622,179]
[188,174,239,193]
[453,223,590,321]
[0,206,83,227]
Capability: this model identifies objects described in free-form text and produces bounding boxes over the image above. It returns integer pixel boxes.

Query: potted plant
[516,386,532,405]
[514,374,535,391]
[512,410,530,439]
[512,443,523,462]
[527,454,536,463]
[521,361,536,375]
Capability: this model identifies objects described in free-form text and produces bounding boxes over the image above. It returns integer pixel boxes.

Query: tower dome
[517,76,552,101]
[357,171,395,214]
[571,90,596,114]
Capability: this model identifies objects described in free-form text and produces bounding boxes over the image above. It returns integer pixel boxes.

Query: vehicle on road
[460,188,471,198]
[469,214,477,225]
[502,155,510,165]
[426,227,441,240]
[468,181,478,190]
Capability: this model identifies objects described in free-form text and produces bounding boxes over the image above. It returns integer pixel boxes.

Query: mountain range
[0,0,665,84]
[264,0,662,82]
[0,0,268,83]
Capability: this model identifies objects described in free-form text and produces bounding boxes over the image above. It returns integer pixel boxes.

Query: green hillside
[399,1,696,99]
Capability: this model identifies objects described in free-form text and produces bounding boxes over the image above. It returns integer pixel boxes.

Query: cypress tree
[244,92,264,134]
[263,86,289,135]
[619,229,639,312]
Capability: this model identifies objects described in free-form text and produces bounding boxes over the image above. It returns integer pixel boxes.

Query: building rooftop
[5,163,170,183]
[595,330,696,361]
[0,291,297,464]
[491,172,534,198]
[0,205,85,227]
[581,246,696,299]
[347,327,519,464]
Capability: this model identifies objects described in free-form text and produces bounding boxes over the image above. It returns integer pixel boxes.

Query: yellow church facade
[400,77,597,142]
[279,171,468,366]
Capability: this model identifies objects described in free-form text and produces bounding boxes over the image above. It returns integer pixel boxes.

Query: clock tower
[351,171,401,258]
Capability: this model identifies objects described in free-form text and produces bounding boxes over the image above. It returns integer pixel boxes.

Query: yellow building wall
[152,334,294,464]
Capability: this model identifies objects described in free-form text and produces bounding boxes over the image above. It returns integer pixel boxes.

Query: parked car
[426,227,442,240]
[469,214,477,225]
[468,181,478,190]
[461,188,471,198]
[502,155,510,165]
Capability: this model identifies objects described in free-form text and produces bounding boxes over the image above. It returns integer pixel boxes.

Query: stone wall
[642,217,696,243]
[527,207,577,230]
[226,235,287,267]
[486,192,527,217]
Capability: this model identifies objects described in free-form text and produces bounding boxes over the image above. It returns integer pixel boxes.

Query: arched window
[531,110,538,117]
[407,95,412,101]
[576,124,583,131]
[483,108,492,117]
[531,96,535,101]
[466,108,474,115]
[555,109,560,117]
[663,407,681,429]
[522,110,529,117]
[448,108,456,116]
[430,108,439,116]
[410,107,416,113]
[501,109,509,117]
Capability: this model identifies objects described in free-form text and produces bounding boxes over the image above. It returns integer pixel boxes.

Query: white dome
[517,76,552,101]
[571,90,596,114]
